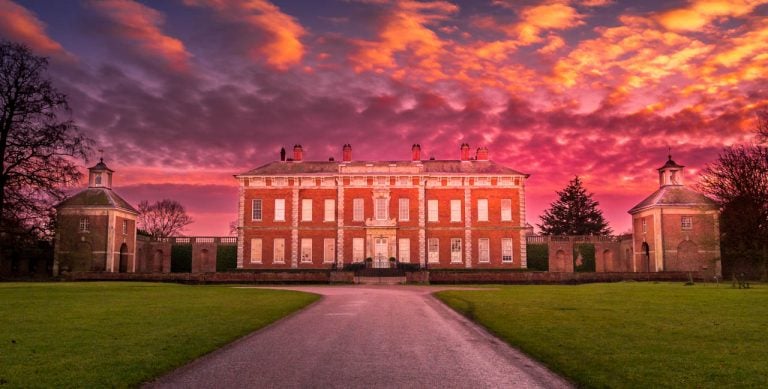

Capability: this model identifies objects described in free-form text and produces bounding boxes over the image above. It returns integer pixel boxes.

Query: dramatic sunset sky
[1,0,766,235]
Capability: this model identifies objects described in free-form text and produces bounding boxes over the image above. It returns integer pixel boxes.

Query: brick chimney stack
[476,146,488,161]
[342,144,352,162]
[460,143,471,161]
[293,144,303,161]
[411,144,421,161]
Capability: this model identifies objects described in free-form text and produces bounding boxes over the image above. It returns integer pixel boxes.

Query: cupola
[88,158,114,189]
[658,154,684,187]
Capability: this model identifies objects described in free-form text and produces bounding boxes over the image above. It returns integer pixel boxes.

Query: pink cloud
[0,0,71,58]
[88,0,190,72]
[183,0,306,70]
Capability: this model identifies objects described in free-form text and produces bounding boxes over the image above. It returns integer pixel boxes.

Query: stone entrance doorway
[374,237,388,268]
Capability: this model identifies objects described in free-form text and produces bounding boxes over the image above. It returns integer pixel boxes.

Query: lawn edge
[141,288,323,387]
[428,290,575,388]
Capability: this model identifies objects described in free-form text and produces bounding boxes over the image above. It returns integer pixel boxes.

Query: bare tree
[137,199,194,238]
[757,110,768,143]
[699,135,768,280]
[0,41,90,239]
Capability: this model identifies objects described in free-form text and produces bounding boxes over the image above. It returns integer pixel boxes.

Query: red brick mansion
[235,144,530,269]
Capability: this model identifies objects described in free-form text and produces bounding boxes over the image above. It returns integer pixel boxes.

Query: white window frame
[450,199,461,222]
[502,238,513,263]
[398,238,410,263]
[477,199,488,222]
[79,217,89,232]
[398,198,410,221]
[250,238,262,263]
[252,199,262,221]
[681,216,692,230]
[301,199,312,221]
[478,238,490,263]
[122,220,128,234]
[501,199,512,221]
[352,238,364,262]
[450,238,462,263]
[274,199,285,222]
[375,198,388,220]
[300,238,312,263]
[428,238,439,263]
[273,238,285,263]
[376,176,387,186]
[353,198,364,221]
[324,199,335,222]
[428,200,438,222]
[323,238,335,263]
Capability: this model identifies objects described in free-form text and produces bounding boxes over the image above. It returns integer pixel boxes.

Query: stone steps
[354,276,407,285]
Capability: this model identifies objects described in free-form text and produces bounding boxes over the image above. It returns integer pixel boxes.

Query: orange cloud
[656,0,768,31]
[183,0,305,70]
[351,0,457,79]
[89,0,190,71]
[513,2,584,45]
[0,0,70,57]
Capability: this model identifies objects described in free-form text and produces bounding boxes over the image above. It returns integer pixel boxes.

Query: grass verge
[436,282,768,388]
[0,282,319,388]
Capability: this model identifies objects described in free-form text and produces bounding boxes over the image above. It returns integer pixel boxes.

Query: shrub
[526,244,549,271]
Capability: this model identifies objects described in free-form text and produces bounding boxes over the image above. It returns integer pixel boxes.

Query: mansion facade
[235,144,530,269]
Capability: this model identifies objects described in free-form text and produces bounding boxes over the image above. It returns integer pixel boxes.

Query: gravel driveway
[146,285,572,389]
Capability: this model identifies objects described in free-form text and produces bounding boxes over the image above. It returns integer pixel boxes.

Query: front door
[374,238,388,268]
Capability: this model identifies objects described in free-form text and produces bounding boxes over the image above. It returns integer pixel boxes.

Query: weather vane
[98,148,104,162]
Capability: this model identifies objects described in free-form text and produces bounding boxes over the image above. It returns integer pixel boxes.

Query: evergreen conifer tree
[538,176,612,235]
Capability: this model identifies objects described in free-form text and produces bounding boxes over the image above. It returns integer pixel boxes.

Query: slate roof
[628,185,716,214]
[56,188,139,214]
[238,160,528,176]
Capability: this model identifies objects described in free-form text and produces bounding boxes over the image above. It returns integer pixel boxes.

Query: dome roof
[657,155,684,171]
[89,158,114,172]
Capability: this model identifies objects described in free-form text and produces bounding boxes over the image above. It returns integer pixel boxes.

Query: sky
[1,0,766,236]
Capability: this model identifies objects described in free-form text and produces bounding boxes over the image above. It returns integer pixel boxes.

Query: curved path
[147,286,572,389]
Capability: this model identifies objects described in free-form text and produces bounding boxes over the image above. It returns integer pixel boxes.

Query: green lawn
[436,282,768,388]
[0,282,319,388]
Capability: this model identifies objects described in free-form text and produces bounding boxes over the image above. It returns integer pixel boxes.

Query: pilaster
[418,178,426,267]
[107,211,115,272]
[336,177,344,267]
[236,180,244,268]
[464,183,472,268]
[519,178,527,268]
[291,184,299,268]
